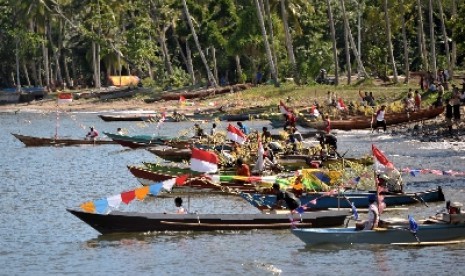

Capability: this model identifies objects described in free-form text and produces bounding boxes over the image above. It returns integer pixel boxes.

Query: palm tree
[383,0,398,83]
[451,0,457,79]
[428,0,437,79]
[280,0,300,84]
[254,0,278,86]
[326,0,339,85]
[339,0,367,78]
[437,0,451,79]
[181,0,217,87]
[416,0,429,71]
[400,0,410,83]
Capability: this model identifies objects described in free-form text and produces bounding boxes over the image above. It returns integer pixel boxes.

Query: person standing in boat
[373,105,387,133]
[194,123,206,137]
[356,194,379,230]
[270,183,301,212]
[86,127,99,141]
[174,197,188,214]
[261,127,272,144]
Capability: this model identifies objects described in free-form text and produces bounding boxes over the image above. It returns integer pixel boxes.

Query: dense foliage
[0,0,463,89]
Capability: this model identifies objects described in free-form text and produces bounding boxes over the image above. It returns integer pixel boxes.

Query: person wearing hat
[356,194,380,230]
[373,105,387,133]
[270,183,301,212]
[86,126,99,141]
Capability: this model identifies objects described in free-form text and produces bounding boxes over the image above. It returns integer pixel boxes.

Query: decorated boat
[147,147,192,162]
[12,133,117,147]
[240,186,445,210]
[299,106,445,130]
[104,132,191,149]
[292,208,465,245]
[66,208,349,234]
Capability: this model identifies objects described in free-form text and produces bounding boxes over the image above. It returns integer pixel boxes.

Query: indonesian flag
[227,124,247,144]
[57,92,73,104]
[279,100,292,115]
[190,147,219,173]
[372,144,394,172]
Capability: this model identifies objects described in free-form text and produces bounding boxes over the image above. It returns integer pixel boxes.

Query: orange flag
[80,201,96,213]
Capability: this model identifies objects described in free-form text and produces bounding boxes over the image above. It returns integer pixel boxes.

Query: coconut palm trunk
[181,0,217,87]
[437,0,451,79]
[264,0,279,80]
[428,0,437,80]
[326,0,339,85]
[254,0,279,86]
[451,0,456,79]
[400,0,410,83]
[416,0,429,70]
[383,0,398,83]
[340,0,367,78]
[280,0,300,84]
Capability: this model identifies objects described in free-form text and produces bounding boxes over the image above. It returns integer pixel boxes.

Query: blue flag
[295,206,305,214]
[410,170,421,177]
[313,172,331,184]
[351,202,359,221]
[94,198,109,214]
[408,215,419,234]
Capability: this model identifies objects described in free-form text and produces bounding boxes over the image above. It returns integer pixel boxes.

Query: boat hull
[241,187,445,209]
[12,133,117,147]
[67,209,349,234]
[299,107,445,130]
[292,224,465,245]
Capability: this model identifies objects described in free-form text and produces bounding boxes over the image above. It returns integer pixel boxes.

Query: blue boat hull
[241,187,445,210]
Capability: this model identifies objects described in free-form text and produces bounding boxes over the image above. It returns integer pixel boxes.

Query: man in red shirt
[236,158,250,177]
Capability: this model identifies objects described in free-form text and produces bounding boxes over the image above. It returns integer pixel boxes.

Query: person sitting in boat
[292,171,304,198]
[174,197,188,214]
[318,133,338,158]
[194,123,205,137]
[270,183,301,212]
[235,158,250,184]
[116,128,125,135]
[237,121,250,135]
[86,127,99,140]
[355,194,379,231]
[261,127,272,144]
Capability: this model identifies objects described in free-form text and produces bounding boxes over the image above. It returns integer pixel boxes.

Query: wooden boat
[104,132,187,149]
[147,147,192,162]
[292,211,465,245]
[98,114,158,122]
[299,106,445,130]
[73,86,133,100]
[241,186,445,210]
[0,91,21,104]
[278,154,373,169]
[12,133,117,147]
[66,208,349,234]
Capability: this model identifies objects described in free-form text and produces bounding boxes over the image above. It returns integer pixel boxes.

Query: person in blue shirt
[237,121,250,135]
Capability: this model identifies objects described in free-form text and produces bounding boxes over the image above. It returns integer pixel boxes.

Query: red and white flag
[190,147,219,173]
[57,92,73,104]
[226,124,247,144]
[337,98,346,110]
[372,144,394,172]
[279,100,292,115]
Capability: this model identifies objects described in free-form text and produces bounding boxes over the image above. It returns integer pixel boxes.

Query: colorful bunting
[402,168,465,177]
[135,186,150,200]
[107,194,122,209]
[94,198,109,214]
[149,183,163,196]
[121,190,136,204]
[80,201,95,213]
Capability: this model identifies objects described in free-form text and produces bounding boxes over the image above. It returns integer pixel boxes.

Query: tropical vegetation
[1,0,464,91]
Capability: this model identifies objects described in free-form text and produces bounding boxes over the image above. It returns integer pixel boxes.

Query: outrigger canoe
[66,208,349,234]
[299,106,445,130]
[292,211,465,245]
[12,133,117,147]
[241,186,445,210]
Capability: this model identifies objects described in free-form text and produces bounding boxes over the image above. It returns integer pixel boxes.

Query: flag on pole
[190,147,219,173]
[372,144,394,172]
[226,124,247,144]
[57,92,73,104]
[408,215,419,234]
[279,100,292,115]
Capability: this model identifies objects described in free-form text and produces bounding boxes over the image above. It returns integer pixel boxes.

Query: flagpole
[55,104,59,140]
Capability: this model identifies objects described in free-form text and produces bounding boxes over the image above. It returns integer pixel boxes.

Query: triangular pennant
[80,201,96,213]
[94,198,109,214]
[135,186,150,201]
[121,190,136,204]
[149,183,163,196]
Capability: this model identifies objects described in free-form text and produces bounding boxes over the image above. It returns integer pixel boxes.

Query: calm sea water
[1,111,465,275]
